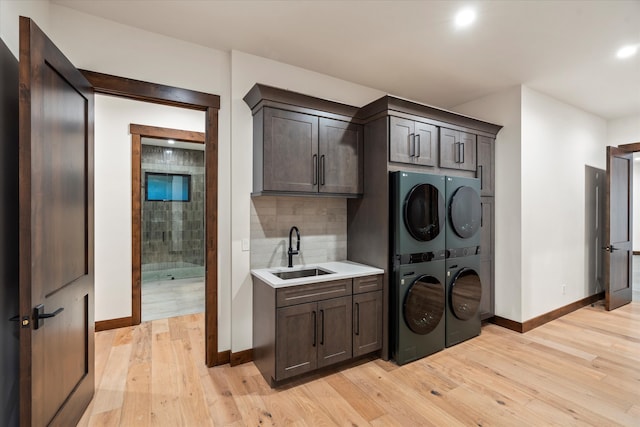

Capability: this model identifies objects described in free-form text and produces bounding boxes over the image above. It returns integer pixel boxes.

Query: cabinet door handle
[354,303,360,336]
[312,310,317,347]
[415,134,421,158]
[313,154,318,185]
[454,142,460,163]
[320,309,325,345]
[477,165,483,189]
[460,143,465,164]
[409,134,415,157]
[481,202,483,227]
[320,155,325,186]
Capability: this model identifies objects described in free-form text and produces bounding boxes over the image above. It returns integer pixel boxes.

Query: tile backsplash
[250,196,347,269]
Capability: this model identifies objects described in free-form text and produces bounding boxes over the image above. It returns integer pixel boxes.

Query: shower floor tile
[142,276,205,322]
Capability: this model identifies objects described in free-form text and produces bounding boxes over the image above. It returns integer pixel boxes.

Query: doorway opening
[83,70,221,367]
[139,135,206,321]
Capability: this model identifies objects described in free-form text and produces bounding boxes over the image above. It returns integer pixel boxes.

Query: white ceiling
[53,0,640,120]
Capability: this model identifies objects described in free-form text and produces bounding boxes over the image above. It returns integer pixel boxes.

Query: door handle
[415,134,421,158]
[320,309,324,345]
[34,304,64,330]
[313,154,318,185]
[354,303,360,336]
[409,134,415,157]
[312,310,317,347]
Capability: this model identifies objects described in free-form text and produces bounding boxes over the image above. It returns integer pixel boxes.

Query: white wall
[453,86,524,322]
[93,95,204,320]
[455,86,608,322]
[0,0,51,59]
[607,114,640,147]
[230,50,383,351]
[520,87,607,320]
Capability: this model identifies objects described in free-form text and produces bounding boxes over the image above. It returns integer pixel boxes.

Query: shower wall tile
[250,196,347,269]
[141,145,206,270]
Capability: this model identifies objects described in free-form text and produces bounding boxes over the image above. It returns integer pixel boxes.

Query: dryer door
[450,268,482,320]
[449,186,481,239]
[403,275,445,334]
[404,184,445,242]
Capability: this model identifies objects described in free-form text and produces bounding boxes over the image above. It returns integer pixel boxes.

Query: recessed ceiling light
[616,45,638,59]
[455,8,476,28]
[167,139,176,144]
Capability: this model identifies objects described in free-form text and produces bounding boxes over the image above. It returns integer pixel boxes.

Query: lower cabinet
[353,291,383,357]
[276,296,353,380]
[253,274,383,386]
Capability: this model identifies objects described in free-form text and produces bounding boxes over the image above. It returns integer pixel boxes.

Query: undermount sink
[271,268,334,280]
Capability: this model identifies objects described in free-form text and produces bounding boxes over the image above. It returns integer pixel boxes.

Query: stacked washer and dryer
[391,171,483,365]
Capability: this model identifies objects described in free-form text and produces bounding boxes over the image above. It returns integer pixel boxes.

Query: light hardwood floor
[78,301,640,426]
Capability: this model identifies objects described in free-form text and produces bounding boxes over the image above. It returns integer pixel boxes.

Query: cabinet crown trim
[357,95,503,136]
[243,83,361,121]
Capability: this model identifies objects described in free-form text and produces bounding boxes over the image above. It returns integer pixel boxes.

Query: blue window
[145,172,191,202]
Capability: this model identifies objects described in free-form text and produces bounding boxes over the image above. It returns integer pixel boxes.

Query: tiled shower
[141,144,205,282]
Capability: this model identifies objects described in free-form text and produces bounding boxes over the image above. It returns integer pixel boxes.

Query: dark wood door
[414,121,437,167]
[477,136,494,196]
[353,291,383,357]
[276,302,317,380]
[604,146,633,310]
[317,296,352,368]
[319,118,363,194]
[19,17,94,426]
[389,116,415,164]
[263,107,318,193]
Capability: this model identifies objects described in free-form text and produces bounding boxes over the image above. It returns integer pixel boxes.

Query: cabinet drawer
[353,275,383,294]
[276,279,353,307]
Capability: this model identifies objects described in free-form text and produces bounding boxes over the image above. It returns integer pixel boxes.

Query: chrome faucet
[288,226,300,268]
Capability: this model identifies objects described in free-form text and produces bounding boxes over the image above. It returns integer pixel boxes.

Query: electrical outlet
[562,284,566,295]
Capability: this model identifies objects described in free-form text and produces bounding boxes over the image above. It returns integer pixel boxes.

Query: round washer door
[403,184,445,242]
[449,186,481,239]
[403,275,445,334]
[450,268,482,320]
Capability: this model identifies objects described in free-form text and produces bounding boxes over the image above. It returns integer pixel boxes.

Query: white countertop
[251,261,384,288]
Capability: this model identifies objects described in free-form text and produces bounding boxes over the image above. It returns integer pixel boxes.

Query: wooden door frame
[130,124,205,325]
[80,70,222,367]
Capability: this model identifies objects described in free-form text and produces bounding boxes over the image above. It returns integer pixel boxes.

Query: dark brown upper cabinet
[319,118,363,194]
[245,84,363,197]
[477,135,495,196]
[262,108,319,193]
[389,116,438,166]
[439,128,477,171]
